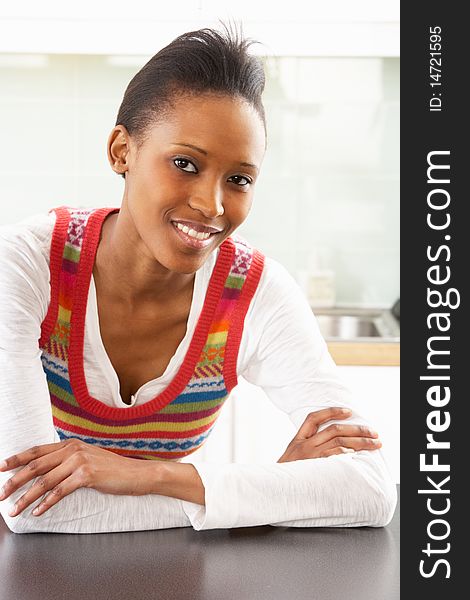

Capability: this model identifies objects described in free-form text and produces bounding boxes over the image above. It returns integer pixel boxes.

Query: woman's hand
[277,407,382,463]
[0,439,157,518]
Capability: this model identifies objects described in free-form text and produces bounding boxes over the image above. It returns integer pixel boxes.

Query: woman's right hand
[277,407,382,463]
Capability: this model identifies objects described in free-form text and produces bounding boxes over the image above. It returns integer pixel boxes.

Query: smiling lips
[170,219,222,249]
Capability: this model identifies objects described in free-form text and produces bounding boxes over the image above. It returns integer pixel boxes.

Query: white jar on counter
[297,248,336,307]
[298,269,336,307]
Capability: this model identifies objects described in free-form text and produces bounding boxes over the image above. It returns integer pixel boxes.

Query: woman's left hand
[0,439,156,517]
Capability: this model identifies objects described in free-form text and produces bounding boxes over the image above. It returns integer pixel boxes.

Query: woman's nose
[188,180,225,218]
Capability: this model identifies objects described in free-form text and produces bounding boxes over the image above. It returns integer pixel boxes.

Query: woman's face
[110,93,266,275]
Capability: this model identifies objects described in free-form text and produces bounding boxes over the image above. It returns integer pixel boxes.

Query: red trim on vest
[39,207,73,347]
[223,248,265,393]
[67,208,236,420]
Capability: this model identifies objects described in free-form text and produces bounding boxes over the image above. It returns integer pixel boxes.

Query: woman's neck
[93,211,195,310]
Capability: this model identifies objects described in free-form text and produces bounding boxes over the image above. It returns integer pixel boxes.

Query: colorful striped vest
[39,206,264,461]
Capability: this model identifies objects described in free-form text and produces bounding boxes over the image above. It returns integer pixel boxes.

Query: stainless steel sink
[312,307,400,342]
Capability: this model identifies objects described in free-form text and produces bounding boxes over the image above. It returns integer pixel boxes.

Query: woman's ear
[107,125,130,176]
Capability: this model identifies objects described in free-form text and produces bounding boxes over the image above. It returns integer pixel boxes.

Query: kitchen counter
[313,306,400,366]
[0,486,400,600]
[327,340,400,366]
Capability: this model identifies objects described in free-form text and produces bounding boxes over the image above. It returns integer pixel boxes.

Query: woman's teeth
[174,222,211,240]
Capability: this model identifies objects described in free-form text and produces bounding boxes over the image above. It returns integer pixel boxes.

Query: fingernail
[341,408,352,414]
[32,507,40,515]
[8,506,17,517]
[0,460,7,470]
[370,430,378,437]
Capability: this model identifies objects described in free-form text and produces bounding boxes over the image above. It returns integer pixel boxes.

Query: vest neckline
[87,266,207,407]
[67,207,235,420]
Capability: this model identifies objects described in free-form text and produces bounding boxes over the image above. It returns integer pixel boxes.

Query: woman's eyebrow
[171,143,259,171]
[172,142,208,156]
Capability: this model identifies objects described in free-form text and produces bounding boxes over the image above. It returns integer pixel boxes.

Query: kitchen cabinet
[183,366,400,483]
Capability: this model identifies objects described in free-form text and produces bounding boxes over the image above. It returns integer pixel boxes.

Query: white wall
[0,54,399,306]
[0,2,399,56]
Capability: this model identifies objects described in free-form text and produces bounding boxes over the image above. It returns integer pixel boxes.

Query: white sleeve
[181,258,397,530]
[0,230,191,534]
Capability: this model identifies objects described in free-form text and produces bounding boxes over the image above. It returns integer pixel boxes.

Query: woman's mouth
[170,220,219,249]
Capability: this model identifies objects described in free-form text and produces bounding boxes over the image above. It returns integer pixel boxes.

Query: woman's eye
[173,158,197,173]
[228,175,252,187]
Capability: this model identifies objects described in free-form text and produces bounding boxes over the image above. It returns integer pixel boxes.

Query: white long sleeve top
[0,209,397,534]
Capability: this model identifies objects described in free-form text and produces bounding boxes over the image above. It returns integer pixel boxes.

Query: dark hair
[114,22,266,178]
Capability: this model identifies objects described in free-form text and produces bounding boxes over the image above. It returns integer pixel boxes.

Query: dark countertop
[0,486,399,600]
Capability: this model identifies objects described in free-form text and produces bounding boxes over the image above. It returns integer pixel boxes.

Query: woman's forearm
[179,450,397,530]
[149,461,206,506]
[1,477,193,534]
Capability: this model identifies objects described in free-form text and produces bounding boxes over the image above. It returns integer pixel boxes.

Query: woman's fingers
[277,407,363,462]
[318,435,382,454]
[295,407,352,440]
[0,440,69,471]
[277,422,382,462]
[7,461,74,517]
[309,423,378,448]
[30,474,79,516]
[0,447,67,501]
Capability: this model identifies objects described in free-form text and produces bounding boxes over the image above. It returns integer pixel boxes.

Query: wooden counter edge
[327,341,400,366]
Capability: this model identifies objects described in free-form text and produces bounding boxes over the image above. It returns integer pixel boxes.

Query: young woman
[0,26,396,533]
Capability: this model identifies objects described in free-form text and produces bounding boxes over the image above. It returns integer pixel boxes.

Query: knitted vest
[38,206,264,461]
